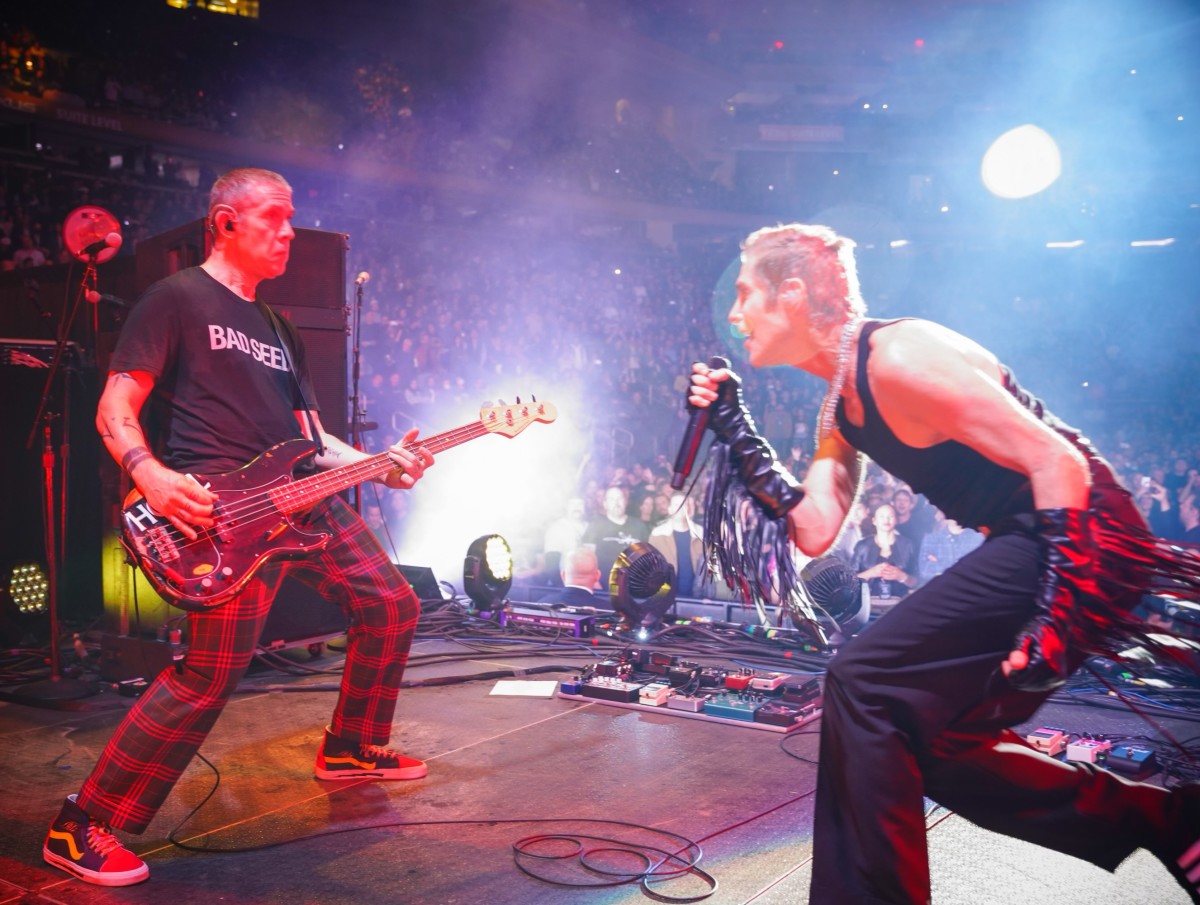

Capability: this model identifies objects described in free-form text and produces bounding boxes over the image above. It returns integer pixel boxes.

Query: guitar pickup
[212,502,235,542]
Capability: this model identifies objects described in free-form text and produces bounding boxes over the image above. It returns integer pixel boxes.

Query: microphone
[355,271,370,286]
[670,355,730,490]
[82,232,122,257]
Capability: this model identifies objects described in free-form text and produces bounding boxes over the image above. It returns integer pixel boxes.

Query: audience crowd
[3,15,1198,606]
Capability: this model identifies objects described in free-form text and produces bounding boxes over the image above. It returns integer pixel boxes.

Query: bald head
[562,547,601,590]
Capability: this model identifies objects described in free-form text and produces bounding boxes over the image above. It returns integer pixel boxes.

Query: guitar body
[119,399,557,611]
[120,439,331,611]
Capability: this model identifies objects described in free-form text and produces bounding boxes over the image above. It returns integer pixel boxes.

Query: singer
[687,223,1200,904]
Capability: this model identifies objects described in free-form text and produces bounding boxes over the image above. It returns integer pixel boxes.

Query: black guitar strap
[258,301,325,458]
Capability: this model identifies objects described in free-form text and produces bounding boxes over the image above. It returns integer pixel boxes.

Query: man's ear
[778,276,807,308]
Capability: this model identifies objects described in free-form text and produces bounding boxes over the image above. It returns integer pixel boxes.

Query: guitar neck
[271,420,489,513]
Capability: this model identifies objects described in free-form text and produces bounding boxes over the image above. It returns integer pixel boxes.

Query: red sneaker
[43,794,149,886]
[315,728,427,780]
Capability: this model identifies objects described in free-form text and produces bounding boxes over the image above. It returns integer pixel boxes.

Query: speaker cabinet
[0,357,102,624]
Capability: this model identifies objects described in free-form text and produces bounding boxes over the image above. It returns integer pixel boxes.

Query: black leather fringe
[1084,513,1200,674]
[702,440,828,644]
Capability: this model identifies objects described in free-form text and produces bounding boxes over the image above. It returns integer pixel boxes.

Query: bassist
[43,168,435,887]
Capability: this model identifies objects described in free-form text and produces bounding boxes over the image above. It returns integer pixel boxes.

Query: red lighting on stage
[914,38,925,49]
[773,40,785,51]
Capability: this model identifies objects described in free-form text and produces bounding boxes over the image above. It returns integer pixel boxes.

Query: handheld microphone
[355,271,370,286]
[670,355,730,490]
[82,232,122,257]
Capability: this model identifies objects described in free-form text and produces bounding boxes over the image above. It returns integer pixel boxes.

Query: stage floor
[0,620,1192,905]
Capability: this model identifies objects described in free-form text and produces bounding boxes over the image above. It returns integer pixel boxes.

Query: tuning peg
[515,396,521,404]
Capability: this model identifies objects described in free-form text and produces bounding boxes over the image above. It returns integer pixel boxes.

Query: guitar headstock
[479,398,558,438]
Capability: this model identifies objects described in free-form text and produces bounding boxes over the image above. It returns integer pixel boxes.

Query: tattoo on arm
[107,372,139,387]
[121,446,154,476]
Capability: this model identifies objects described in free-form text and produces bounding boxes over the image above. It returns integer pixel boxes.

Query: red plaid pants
[78,496,420,833]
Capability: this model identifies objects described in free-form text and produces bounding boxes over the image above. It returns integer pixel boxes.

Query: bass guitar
[120,399,557,611]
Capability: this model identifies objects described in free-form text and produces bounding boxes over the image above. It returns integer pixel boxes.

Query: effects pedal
[645,651,676,676]
[704,691,759,722]
[1065,736,1112,764]
[638,682,672,706]
[667,664,699,687]
[1107,745,1158,778]
[666,694,705,713]
[1026,726,1068,757]
[724,669,755,692]
[754,699,809,728]
[749,671,789,692]
[781,678,822,708]
[559,676,583,695]
[579,677,643,703]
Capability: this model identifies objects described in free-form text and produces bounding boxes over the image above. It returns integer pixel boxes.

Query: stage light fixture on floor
[7,562,49,616]
[800,556,869,644]
[609,543,676,636]
[463,534,513,613]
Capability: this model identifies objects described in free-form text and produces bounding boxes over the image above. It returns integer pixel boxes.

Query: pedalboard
[1021,728,1161,779]
[557,649,822,733]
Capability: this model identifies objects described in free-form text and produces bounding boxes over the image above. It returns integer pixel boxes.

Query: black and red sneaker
[315,728,427,781]
[43,794,149,887]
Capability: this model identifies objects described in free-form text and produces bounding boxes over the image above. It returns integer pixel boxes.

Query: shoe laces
[360,742,399,759]
[86,821,123,858]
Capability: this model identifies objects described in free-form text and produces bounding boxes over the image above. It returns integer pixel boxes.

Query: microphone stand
[347,276,366,513]
[20,257,103,702]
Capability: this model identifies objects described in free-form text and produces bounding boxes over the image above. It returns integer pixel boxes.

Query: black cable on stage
[168,752,717,903]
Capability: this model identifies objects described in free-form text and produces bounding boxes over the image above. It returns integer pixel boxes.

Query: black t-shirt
[109,266,317,474]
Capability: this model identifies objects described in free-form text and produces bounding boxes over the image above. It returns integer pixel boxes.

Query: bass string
[149,420,498,558]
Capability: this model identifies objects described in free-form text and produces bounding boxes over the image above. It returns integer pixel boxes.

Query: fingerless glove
[709,371,805,520]
[1008,507,1099,692]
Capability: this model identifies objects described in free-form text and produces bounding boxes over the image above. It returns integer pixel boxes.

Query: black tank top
[834,319,1095,532]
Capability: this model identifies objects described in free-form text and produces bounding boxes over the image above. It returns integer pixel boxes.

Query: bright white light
[1046,240,1085,248]
[398,388,588,595]
[613,268,622,275]
[889,239,909,248]
[832,170,839,176]
[1130,238,1175,247]
[981,124,1062,199]
[939,205,950,213]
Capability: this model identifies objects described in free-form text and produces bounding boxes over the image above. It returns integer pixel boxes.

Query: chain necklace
[815,317,862,449]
